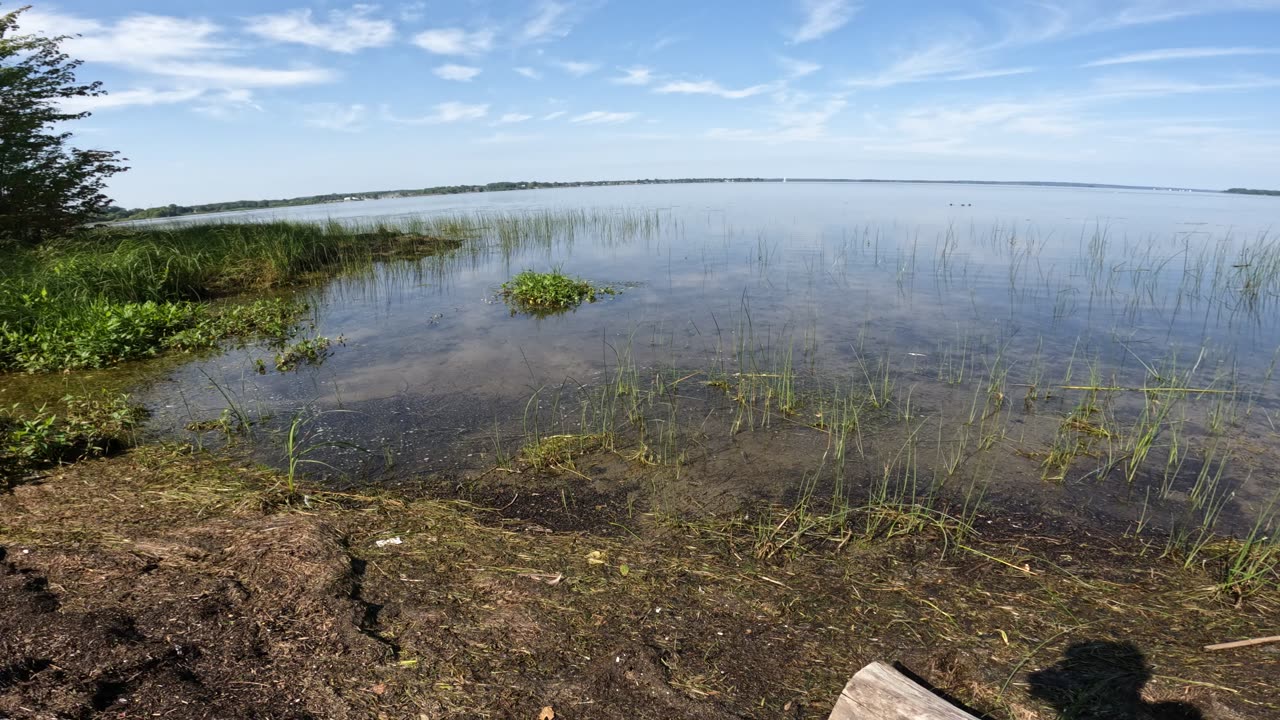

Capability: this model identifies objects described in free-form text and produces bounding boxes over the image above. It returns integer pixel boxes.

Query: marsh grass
[521,432,611,471]
[0,221,466,372]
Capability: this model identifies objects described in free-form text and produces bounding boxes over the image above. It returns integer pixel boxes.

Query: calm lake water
[136,182,1280,534]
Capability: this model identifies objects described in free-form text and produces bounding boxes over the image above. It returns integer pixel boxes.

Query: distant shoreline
[110,177,1254,223]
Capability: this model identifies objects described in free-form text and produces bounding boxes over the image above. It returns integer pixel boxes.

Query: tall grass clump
[0,221,464,372]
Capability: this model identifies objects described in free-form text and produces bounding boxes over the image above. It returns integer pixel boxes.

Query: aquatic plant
[501,269,606,314]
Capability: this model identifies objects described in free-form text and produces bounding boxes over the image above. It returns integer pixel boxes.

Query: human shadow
[1027,641,1203,720]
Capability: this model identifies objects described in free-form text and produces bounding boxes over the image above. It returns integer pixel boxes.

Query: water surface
[136,182,1280,534]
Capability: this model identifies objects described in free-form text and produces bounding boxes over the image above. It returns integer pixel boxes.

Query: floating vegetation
[274,335,338,372]
[501,269,610,315]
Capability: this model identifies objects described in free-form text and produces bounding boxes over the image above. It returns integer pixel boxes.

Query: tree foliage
[0,5,127,245]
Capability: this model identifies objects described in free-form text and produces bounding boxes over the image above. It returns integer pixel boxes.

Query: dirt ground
[1,446,1277,719]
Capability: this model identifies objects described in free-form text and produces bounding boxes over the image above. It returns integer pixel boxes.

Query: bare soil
[1,446,1276,719]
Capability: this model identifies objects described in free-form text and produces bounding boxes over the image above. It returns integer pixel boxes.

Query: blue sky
[10,0,1280,206]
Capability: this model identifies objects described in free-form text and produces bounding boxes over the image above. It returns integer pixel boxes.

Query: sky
[8,0,1280,207]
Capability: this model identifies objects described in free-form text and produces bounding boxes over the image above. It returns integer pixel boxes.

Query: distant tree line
[1225,188,1280,197]
[106,178,774,221]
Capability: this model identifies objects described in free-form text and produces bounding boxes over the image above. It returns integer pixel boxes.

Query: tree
[0,5,127,245]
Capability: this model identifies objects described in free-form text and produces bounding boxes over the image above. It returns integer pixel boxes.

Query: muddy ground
[1,445,1277,720]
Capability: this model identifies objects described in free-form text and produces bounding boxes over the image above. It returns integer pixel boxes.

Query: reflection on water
[135,182,1280,534]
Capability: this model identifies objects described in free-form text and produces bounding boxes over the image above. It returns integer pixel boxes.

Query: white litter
[375,536,403,548]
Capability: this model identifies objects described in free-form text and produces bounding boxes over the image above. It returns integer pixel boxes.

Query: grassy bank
[0,221,463,372]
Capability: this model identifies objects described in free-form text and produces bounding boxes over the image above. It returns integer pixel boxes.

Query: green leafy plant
[274,335,337,372]
[501,269,604,315]
[1,393,143,484]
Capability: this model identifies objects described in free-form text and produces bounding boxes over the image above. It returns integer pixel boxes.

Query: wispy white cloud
[571,111,637,124]
[947,67,1037,81]
[1083,0,1280,32]
[709,93,848,142]
[496,113,534,124]
[846,38,979,88]
[1084,74,1280,100]
[412,28,494,56]
[522,1,583,43]
[840,2,1273,90]
[20,10,226,64]
[543,110,568,120]
[305,103,367,131]
[60,87,205,113]
[778,56,822,78]
[433,64,482,82]
[399,2,427,23]
[245,6,395,53]
[554,60,600,76]
[476,132,543,144]
[514,66,542,79]
[194,89,263,119]
[1083,46,1280,67]
[655,80,774,99]
[789,0,859,43]
[19,9,335,90]
[157,63,335,87]
[386,101,490,125]
[613,66,655,85]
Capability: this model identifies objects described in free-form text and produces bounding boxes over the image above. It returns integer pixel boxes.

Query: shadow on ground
[1028,641,1203,720]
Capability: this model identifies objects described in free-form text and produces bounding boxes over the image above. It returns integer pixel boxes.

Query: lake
[134,182,1280,536]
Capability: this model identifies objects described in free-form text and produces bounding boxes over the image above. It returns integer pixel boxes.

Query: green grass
[501,269,605,315]
[0,221,462,372]
[1,393,143,485]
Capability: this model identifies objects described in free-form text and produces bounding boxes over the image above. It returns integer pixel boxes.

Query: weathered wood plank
[828,662,980,720]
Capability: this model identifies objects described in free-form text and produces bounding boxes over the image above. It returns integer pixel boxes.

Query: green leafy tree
[0,5,127,245]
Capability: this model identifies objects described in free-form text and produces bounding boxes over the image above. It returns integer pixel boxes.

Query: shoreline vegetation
[106,177,1233,222]
[1,215,1277,719]
[0,222,462,372]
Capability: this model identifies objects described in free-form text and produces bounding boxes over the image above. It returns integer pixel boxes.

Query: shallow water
[131,182,1280,534]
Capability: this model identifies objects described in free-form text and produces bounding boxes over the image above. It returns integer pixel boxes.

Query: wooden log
[828,662,980,720]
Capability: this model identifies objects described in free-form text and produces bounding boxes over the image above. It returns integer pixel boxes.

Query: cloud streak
[1083,46,1280,67]
[387,102,490,125]
[789,0,859,43]
[571,111,637,124]
[305,103,367,131]
[655,80,775,99]
[613,67,655,85]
